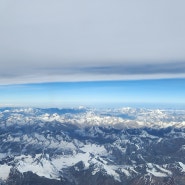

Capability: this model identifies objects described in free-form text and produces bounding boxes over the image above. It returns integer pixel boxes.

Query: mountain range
[0,107,185,185]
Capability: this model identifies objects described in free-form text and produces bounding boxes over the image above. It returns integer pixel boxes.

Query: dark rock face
[6,169,65,185]
[1,107,185,185]
[4,168,121,185]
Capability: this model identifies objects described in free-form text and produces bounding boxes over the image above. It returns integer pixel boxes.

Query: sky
[0,0,185,107]
[0,79,185,108]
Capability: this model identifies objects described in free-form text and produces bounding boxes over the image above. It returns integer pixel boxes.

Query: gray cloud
[0,0,185,84]
[82,62,185,75]
[0,61,185,85]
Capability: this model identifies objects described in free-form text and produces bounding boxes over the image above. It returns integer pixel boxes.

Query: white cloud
[0,0,185,84]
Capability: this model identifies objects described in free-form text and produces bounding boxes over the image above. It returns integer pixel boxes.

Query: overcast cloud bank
[1,0,185,84]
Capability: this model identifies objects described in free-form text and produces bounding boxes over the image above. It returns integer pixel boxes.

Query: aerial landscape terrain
[1,106,185,185]
[1,0,185,184]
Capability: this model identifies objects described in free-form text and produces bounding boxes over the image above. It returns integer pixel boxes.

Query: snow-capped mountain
[0,107,185,185]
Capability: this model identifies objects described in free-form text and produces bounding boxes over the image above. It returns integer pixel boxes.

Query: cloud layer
[0,0,185,84]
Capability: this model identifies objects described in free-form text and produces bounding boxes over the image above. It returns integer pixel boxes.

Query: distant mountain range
[0,107,185,185]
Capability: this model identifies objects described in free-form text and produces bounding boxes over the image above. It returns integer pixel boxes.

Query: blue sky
[0,79,185,108]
